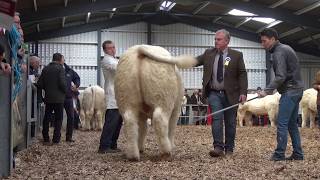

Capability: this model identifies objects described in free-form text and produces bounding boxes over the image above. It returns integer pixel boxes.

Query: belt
[210,89,225,93]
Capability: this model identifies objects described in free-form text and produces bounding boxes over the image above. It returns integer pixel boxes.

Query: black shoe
[66,139,75,143]
[286,154,304,161]
[270,153,285,161]
[111,147,121,152]
[98,148,118,154]
[43,140,52,146]
[209,148,224,157]
[225,150,233,156]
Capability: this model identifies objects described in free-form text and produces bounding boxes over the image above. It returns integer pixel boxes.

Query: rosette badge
[224,57,231,66]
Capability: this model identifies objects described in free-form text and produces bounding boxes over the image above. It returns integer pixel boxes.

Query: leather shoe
[270,153,285,161]
[225,151,233,156]
[66,139,75,143]
[111,148,121,152]
[98,148,118,154]
[209,148,224,157]
[285,154,303,161]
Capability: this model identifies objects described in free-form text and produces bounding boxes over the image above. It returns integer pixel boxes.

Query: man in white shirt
[98,40,123,153]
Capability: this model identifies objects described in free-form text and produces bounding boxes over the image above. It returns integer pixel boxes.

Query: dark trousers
[208,91,237,152]
[64,98,74,140]
[318,105,320,128]
[99,109,123,150]
[74,110,80,129]
[42,103,63,143]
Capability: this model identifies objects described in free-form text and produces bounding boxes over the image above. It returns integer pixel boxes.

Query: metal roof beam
[193,1,210,15]
[208,0,320,30]
[24,15,144,42]
[33,0,38,11]
[133,3,142,12]
[268,0,289,8]
[294,1,320,15]
[298,33,320,44]
[21,0,157,24]
[279,27,303,38]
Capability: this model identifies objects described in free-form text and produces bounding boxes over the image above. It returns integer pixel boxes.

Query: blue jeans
[274,90,303,158]
[99,109,123,150]
[208,91,237,152]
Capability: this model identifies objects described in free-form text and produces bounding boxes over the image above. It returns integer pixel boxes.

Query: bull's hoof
[160,153,173,161]
[127,156,140,161]
[150,153,173,162]
[139,150,144,154]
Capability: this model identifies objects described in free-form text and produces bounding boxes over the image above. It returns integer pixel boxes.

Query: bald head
[29,56,41,70]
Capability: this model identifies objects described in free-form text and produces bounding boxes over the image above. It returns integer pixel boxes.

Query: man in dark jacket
[63,63,80,142]
[196,29,248,157]
[258,28,304,161]
[37,53,66,144]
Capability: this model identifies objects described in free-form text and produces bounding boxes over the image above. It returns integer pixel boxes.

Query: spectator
[37,53,66,145]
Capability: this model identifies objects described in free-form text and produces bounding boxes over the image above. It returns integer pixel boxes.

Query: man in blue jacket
[63,63,80,142]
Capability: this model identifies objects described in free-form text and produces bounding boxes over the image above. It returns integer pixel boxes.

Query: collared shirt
[211,48,228,90]
[101,54,118,109]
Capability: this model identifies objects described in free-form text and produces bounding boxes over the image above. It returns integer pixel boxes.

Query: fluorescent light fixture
[160,1,176,11]
[112,8,117,11]
[87,12,91,16]
[228,9,254,16]
[266,20,282,28]
[228,9,279,24]
[253,17,276,24]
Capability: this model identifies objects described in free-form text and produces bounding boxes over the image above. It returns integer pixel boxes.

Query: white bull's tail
[137,45,198,69]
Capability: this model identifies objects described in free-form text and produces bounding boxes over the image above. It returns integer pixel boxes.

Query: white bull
[115,45,197,161]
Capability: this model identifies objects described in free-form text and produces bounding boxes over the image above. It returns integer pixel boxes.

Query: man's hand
[1,62,11,75]
[71,84,78,92]
[239,94,247,104]
[258,90,267,98]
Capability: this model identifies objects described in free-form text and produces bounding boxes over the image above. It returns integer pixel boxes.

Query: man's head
[29,56,41,69]
[102,40,116,57]
[215,29,230,52]
[52,53,65,65]
[259,28,278,50]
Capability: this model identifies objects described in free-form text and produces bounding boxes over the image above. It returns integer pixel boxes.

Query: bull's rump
[115,45,181,115]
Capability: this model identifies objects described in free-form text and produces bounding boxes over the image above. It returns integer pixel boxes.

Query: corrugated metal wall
[36,22,268,89]
[37,31,98,87]
[298,52,320,89]
[152,23,266,89]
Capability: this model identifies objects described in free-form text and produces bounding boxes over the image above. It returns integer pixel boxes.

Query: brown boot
[209,147,224,157]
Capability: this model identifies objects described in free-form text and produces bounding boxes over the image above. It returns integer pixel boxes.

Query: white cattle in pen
[237,93,281,127]
[79,85,106,130]
[300,88,317,128]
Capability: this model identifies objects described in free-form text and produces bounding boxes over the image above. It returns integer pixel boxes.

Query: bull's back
[139,58,180,110]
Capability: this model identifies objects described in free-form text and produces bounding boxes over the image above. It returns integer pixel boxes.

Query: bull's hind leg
[310,112,316,128]
[168,105,180,150]
[123,109,140,161]
[153,107,172,158]
[301,108,309,128]
[83,110,93,130]
[95,110,104,130]
[138,113,148,153]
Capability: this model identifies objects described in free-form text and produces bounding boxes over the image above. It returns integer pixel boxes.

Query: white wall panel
[101,22,148,56]
[42,31,97,43]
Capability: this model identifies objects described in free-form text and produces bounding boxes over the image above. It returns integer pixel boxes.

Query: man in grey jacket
[37,53,66,144]
[258,28,304,161]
